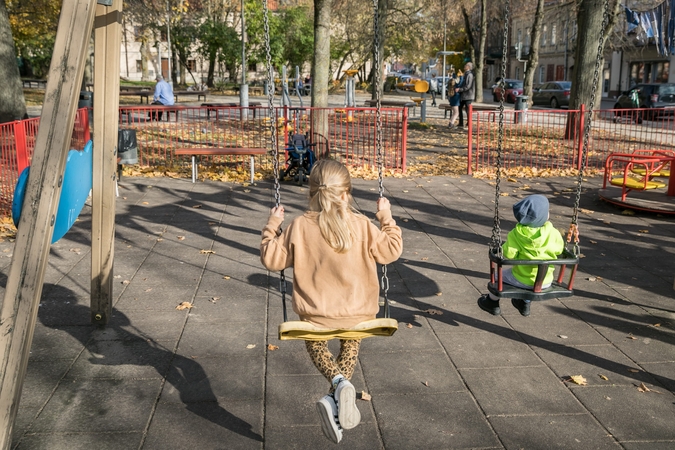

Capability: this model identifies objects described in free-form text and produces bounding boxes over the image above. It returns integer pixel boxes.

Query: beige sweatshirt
[260,210,403,328]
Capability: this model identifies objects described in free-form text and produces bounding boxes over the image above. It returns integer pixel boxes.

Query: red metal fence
[0,109,90,215]
[118,105,408,171]
[468,105,675,174]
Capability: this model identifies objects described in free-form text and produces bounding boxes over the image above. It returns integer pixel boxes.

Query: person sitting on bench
[149,75,174,121]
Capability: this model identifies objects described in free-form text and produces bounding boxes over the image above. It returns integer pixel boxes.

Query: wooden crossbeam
[0,1,98,447]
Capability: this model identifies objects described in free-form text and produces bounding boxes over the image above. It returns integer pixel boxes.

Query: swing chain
[568,0,609,251]
[372,0,384,199]
[491,0,510,256]
[262,0,280,208]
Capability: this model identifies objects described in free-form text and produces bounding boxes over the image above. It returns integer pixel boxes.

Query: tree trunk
[207,51,216,87]
[523,0,545,107]
[462,7,476,73]
[564,0,620,139]
[311,0,332,157]
[474,0,487,102]
[0,0,27,123]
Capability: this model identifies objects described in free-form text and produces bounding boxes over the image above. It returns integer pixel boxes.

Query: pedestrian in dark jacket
[455,62,475,128]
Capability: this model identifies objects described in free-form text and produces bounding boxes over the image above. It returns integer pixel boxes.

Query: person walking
[260,159,403,444]
[455,62,475,128]
[429,74,438,107]
[447,71,462,128]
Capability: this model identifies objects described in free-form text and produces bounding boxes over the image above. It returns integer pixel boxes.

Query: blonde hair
[308,159,356,253]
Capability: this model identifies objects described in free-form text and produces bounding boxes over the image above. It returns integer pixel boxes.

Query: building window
[526,28,531,47]
[133,26,143,42]
[248,62,257,72]
[136,60,143,73]
[542,25,548,46]
[186,60,196,71]
[551,24,557,45]
[539,66,545,83]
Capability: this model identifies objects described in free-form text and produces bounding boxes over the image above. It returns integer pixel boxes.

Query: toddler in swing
[478,194,564,317]
[260,159,402,443]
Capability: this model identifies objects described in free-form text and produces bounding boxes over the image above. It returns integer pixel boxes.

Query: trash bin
[117,128,138,172]
[514,95,528,124]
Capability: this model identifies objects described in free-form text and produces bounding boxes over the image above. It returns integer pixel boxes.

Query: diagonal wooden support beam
[0,1,98,447]
[91,0,122,325]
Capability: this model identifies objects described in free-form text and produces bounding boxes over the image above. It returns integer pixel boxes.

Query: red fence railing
[118,105,408,171]
[468,105,675,174]
[0,109,90,215]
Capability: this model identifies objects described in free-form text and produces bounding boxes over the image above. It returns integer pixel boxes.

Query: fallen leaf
[246,344,256,349]
[114,275,121,279]
[435,292,442,296]
[243,189,251,193]
[589,240,597,244]
[176,302,193,310]
[70,248,82,254]
[142,201,149,205]
[567,375,587,385]
[192,204,202,208]
[500,192,509,196]
[267,344,279,351]
[587,277,597,282]
[558,335,568,339]
[621,209,635,216]
[122,280,130,285]
[627,336,637,340]
[628,368,640,373]
[638,229,649,233]
[209,297,220,303]
[360,391,372,401]
[177,236,185,240]
[580,208,594,214]
[157,238,164,242]
[200,249,215,254]
[422,381,429,387]
[653,323,661,327]
[223,275,231,280]
[208,222,217,225]
[599,374,609,381]
[402,190,409,193]
[144,288,152,292]
[637,383,650,393]
[402,218,409,222]
[406,323,413,328]
[424,309,443,315]
[421,257,429,261]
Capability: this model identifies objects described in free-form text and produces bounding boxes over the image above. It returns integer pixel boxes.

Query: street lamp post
[166,1,172,86]
[441,0,447,101]
[240,0,249,110]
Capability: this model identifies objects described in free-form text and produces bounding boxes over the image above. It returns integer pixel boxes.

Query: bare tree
[522,0,545,106]
[0,0,27,123]
[461,0,486,102]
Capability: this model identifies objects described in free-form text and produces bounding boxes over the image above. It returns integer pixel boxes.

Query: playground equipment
[598,150,675,214]
[484,0,610,301]
[344,69,358,107]
[0,0,123,445]
[279,108,317,187]
[262,0,397,340]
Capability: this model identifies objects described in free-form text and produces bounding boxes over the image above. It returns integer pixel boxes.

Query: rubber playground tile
[15,432,143,450]
[532,344,659,387]
[372,391,499,450]
[143,399,263,450]
[105,309,187,341]
[429,301,516,334]
[265,374,375,427]
[593,324,675,364]
[264,421,382,450]
[21,360,73,408]
[177,321,266,358]
[159,355,263,403]
[570,385,675,442]
[65,338,175,379]
[488,414,620,450]
[359,349,465,395]
[438,329,544,369]
[30,379,160,433]
[28,325,91,361]
[506,309,611,348]
[640,362,675,393]
[460,366,586,416]
[113,284,197,311]
[355,318,445,353]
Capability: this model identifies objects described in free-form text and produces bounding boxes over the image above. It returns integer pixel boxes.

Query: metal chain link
[373,0,389,317]
[262,0,287,320]
[491,0,510,255]
[568,0,609,254]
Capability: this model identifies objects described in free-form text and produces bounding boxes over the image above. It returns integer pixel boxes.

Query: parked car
[532,81,572,108]
[396,75,420,91]
[614,83,675,121]
[492,79,523,103]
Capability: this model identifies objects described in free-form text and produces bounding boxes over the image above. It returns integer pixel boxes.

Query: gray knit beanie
[513,194,549,228]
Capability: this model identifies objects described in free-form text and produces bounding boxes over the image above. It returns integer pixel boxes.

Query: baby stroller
[279,132,316,186]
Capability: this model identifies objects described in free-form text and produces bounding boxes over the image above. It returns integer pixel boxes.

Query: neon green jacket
[503,222,565,287]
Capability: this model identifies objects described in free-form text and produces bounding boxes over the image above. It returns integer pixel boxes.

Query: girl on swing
[260,159,403,443]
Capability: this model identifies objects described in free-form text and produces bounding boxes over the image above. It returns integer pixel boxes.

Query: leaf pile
[0,217,17,241]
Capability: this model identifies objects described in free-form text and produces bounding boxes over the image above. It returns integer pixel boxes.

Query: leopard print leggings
[305,339,361,392]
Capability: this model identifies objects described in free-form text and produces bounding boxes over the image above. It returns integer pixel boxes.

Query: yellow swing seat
[278,318,398,341]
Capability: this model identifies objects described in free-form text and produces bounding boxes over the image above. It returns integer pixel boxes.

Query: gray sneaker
[316,395,342,443]
[334,379,361,429]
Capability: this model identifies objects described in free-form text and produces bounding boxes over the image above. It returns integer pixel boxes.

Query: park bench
[174,147,268,183]
[173,90,208,102]
[232,86,265,96]
[201,102,263,119]
[439,103,500,118]
[22,79,47,89]
[364,99,415,113]
[119,89,151,104]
